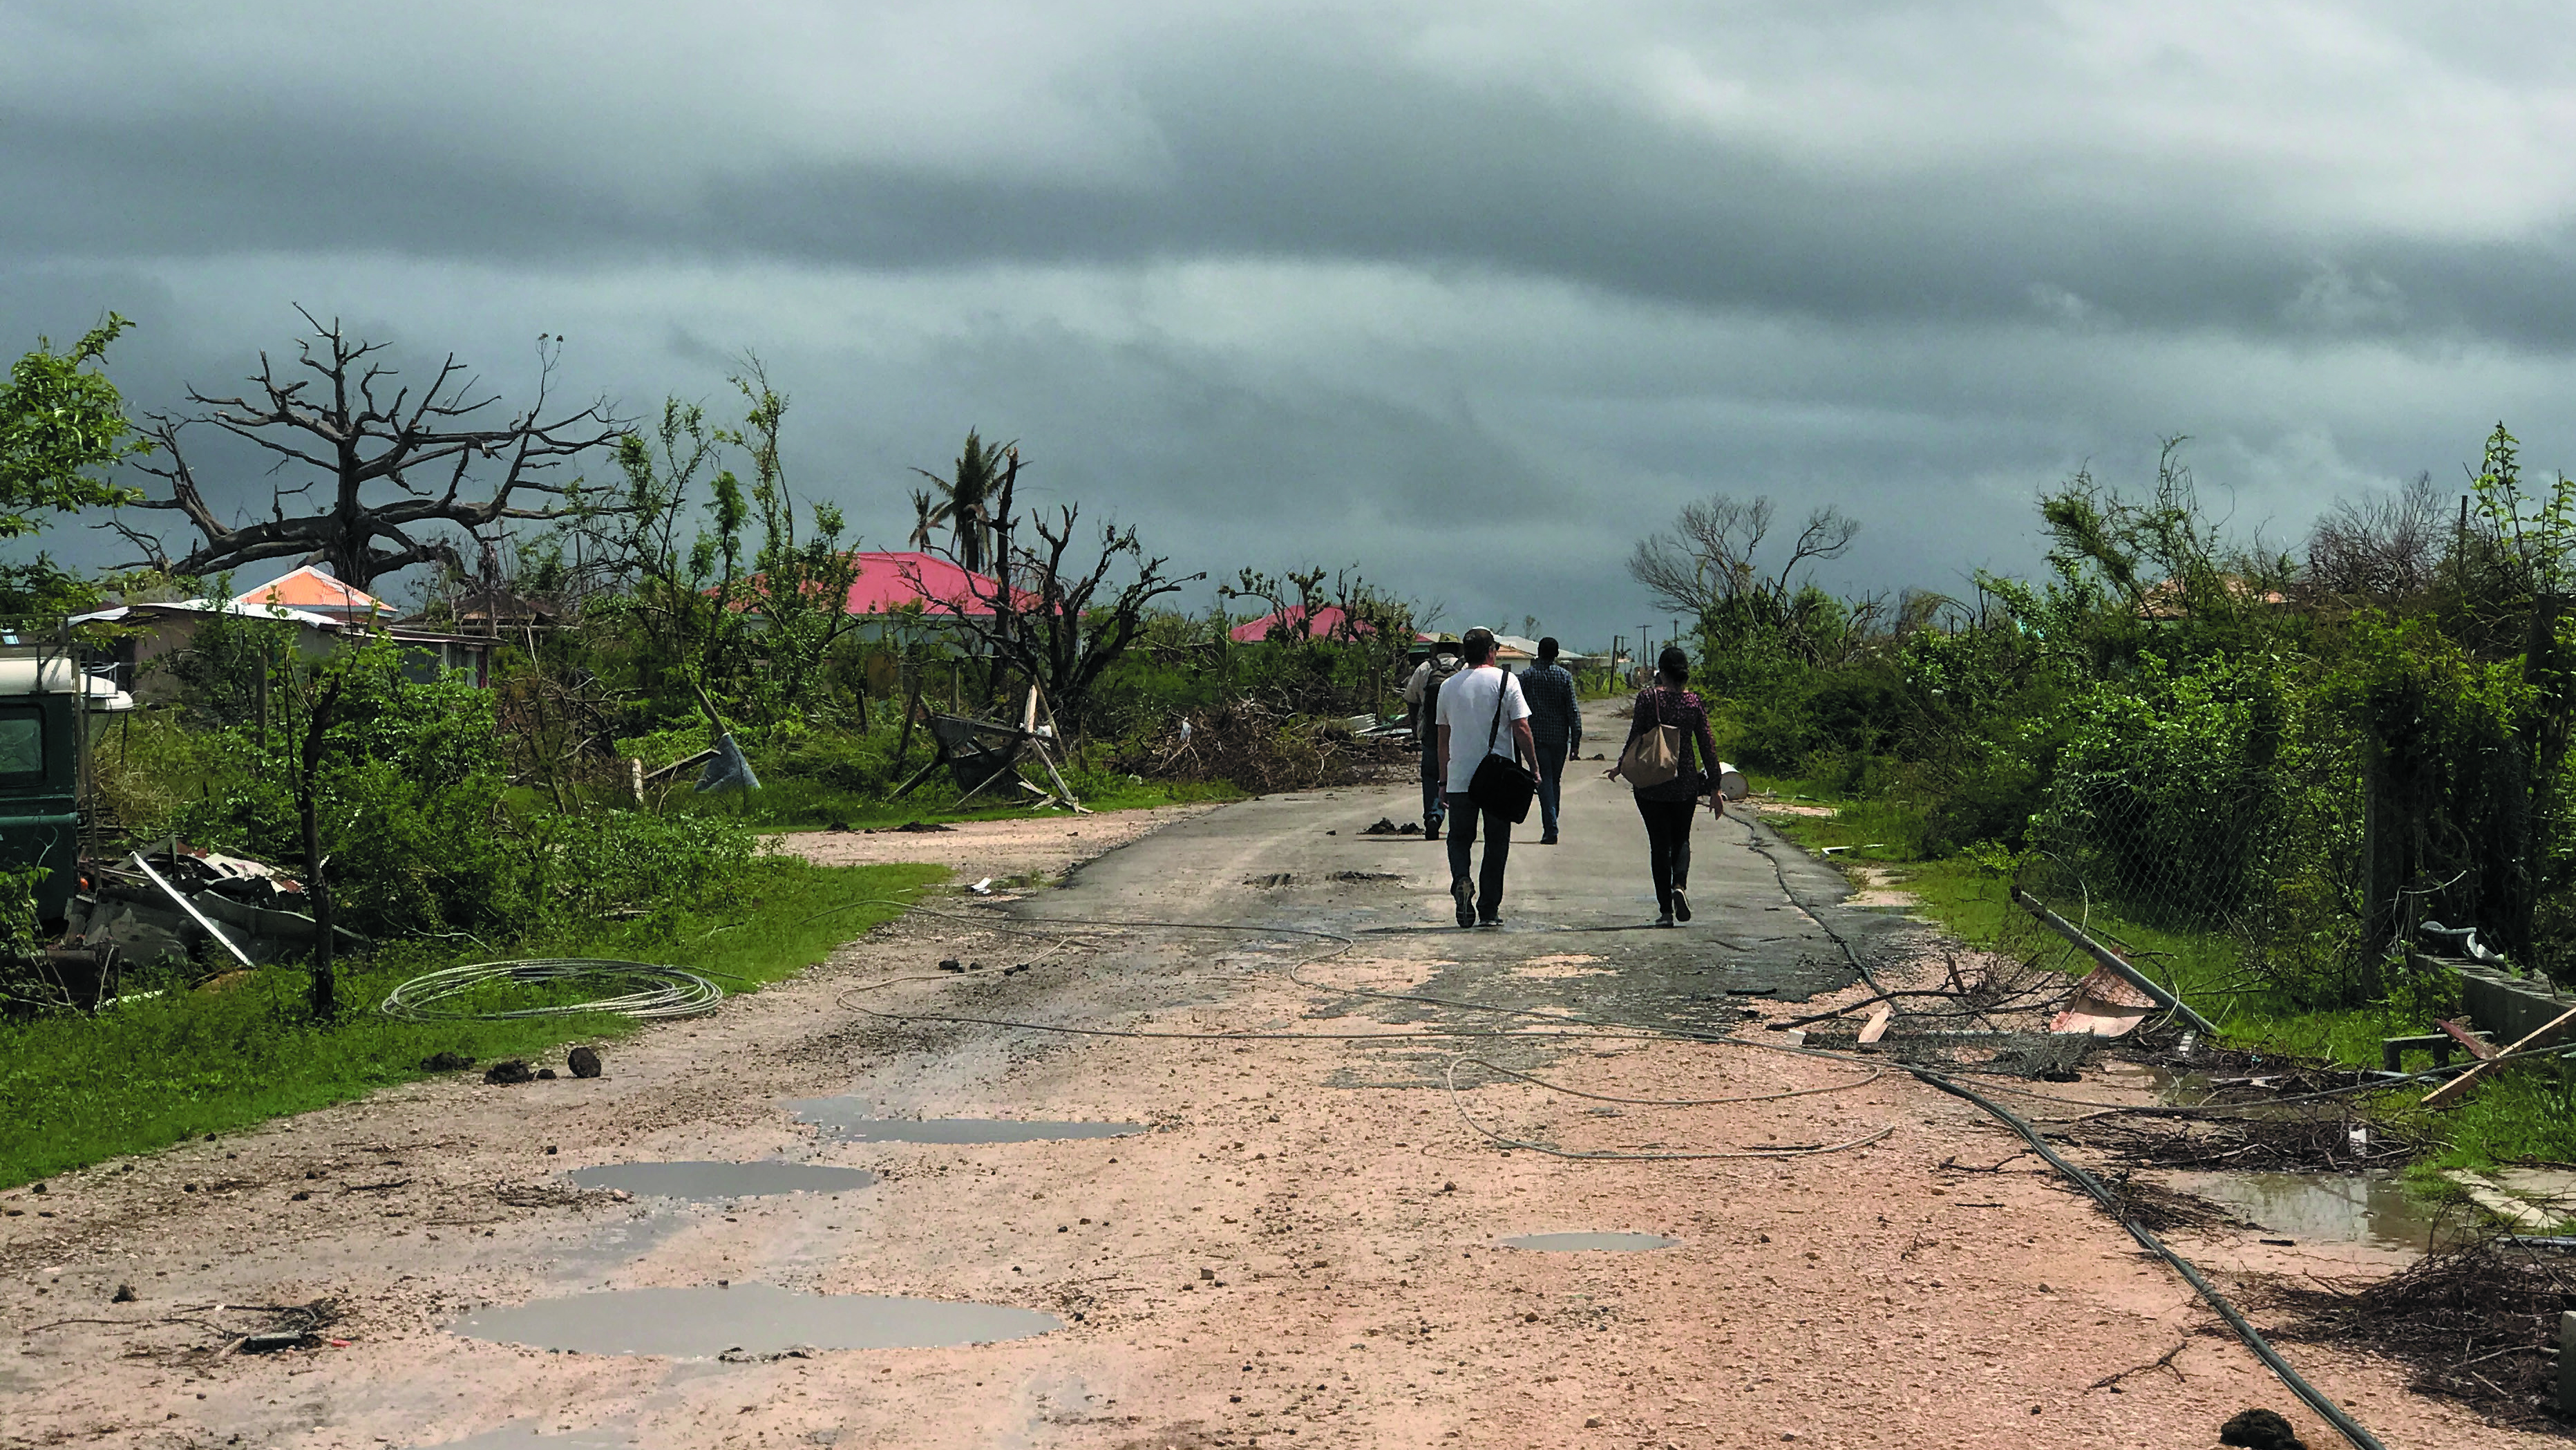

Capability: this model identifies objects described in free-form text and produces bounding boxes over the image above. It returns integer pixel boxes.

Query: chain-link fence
[1998,735,2370,1019]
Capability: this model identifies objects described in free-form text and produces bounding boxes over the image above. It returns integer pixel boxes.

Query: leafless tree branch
[117,312,625,592]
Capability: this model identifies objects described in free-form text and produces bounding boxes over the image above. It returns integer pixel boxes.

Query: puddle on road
[565,1162,875,1201]
[453,1282,1062,1357]
[1499,1232,1680,1252]
[787,1100,1144,1143]
[2165,1169,2444,1251]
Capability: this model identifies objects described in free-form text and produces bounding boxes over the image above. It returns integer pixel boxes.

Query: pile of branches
[2097,1169,2250,1234]
[1115,702,1384,793]
[2264,1236,2576,1429]
[2066,1111,2417,1171]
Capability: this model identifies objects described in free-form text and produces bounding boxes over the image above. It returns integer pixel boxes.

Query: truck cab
[0,637,131,928]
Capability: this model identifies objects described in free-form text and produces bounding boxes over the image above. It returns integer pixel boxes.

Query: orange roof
[233,565,394,618]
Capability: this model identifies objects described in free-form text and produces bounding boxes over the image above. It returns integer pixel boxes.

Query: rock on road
[0,704,2512,1449]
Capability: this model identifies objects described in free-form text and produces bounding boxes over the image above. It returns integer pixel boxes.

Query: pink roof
[234,565,392,618]
[1229,604,1374,643]
[840,551,1022,617]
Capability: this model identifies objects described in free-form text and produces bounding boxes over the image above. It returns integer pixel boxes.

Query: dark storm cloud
[9,13,2572,345]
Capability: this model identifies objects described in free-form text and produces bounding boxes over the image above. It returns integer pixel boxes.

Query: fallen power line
[379,959,725,1022]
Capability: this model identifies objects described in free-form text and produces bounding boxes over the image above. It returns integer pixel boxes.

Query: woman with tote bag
[1604,646,1725,926]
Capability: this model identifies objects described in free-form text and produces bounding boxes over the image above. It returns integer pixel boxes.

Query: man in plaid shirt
[1518,637,1582,843]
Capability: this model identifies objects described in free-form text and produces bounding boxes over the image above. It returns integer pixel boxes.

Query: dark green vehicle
[0,636,129,928]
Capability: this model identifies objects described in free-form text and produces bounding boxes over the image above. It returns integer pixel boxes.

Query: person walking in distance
[1605,646,1723,927]
[1517,637,1582,845]
[1437,628,1538,928]
[1403,641,1462,840]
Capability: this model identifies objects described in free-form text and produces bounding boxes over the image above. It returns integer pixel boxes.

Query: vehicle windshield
[0,708,41,779]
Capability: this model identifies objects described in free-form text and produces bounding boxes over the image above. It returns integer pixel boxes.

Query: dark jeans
[1533,739,1569,838]
[1419,748,1446,831]
[1636,796,1698,912]
[1444,791,1513,921]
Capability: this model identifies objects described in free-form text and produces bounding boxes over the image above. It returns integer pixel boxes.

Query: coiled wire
[378,958,724,1022]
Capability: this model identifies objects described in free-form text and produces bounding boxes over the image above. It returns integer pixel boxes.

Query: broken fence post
[2010,887,2217,1037]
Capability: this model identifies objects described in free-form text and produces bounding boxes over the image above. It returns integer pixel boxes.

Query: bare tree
[911,444,1200,736]
[113,309,622,594]
[2309,471,2446,603]
[1627,493,1859,616]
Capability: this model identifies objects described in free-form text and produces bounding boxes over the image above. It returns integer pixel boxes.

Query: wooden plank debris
[2422,1001,2576,1108]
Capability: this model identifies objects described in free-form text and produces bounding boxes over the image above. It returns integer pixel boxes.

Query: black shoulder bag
[1466,668,1538,823]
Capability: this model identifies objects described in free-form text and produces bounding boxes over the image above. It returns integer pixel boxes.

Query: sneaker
[1452,878,1477,928]
[1478,914,1501,928]
[1671,889,1691,923]
[1423,825,1441,842]
[1540,833,1559,845]
[1654,912,1676,928]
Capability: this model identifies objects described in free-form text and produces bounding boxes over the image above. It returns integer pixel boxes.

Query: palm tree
[910,430,1014,573]
[907,486,938,553]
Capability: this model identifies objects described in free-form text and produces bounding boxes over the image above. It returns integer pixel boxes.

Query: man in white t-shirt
[1434,627,1537,928]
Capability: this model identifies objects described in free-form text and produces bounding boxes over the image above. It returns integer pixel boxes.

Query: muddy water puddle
[787,1099,1144,1143]
[566,1162,875,1201]
[453,1282,1061,1356]
[1500,1232,1680,1252]
[2164,1169,2445,1251]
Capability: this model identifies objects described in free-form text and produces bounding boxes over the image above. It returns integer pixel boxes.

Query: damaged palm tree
[112,308,623,594]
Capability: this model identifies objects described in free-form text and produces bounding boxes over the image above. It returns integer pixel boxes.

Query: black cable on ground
[1749,818,2389,1450]
[1909,1066,2388,1450]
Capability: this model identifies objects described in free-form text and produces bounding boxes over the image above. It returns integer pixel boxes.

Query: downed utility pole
[2011,887,2217,1036]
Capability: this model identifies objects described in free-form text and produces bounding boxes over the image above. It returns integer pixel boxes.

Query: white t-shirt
[1437,666,1531,793]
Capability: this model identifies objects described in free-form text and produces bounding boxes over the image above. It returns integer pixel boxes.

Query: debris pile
[2266,1236,2576,1427]
[1115,702,1408,793]
[75,840,355,968]
[2067,1112,2416,1171]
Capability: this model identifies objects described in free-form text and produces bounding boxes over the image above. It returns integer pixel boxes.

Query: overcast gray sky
[9,1,2575,643]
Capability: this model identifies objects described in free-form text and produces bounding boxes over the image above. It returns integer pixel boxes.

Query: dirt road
[0,708,2519,1449]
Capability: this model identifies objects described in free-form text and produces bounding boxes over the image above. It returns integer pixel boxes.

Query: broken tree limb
[2421,1001,2576,1109]
[2011,888,2217,1036]
[129,851,255,971]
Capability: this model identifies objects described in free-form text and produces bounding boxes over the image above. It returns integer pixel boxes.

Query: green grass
[1743,774,2013,947]
[1745,771,2576,1173]
[0,856,947,1187]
